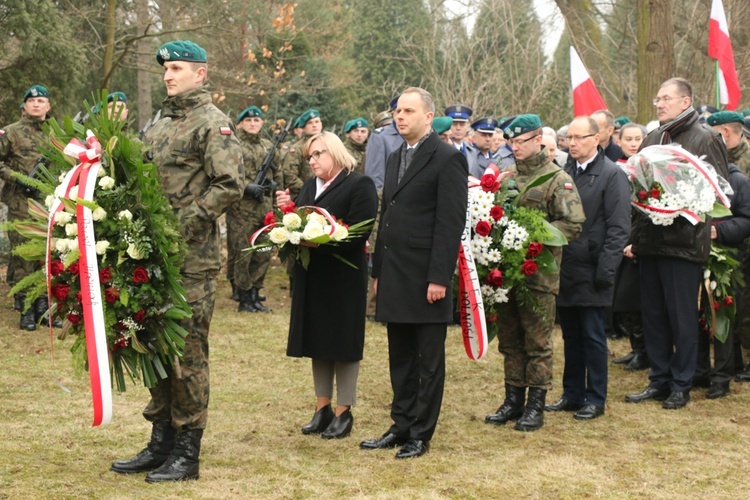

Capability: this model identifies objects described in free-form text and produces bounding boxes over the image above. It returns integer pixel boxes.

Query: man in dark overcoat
[361,87,468,459]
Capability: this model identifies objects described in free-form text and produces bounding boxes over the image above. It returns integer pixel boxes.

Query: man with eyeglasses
[485,114,584,432]
[624,77,729,410]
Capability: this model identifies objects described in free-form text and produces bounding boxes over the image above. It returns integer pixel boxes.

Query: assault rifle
[251,118,293,196]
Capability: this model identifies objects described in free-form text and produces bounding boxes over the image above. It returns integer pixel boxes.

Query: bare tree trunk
[102,0,117,89]
[636,0,674,124]
[136,0,153,130]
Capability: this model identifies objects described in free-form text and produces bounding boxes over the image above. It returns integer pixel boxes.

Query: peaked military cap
[389,94,401,111]
[108,92,127,103]
[614,116,631,128]
[156,40,208,65]
[696,105,719,122]
[237,106,263,123]
[433,116,453,135]
[373,111,392,128]
[503,114,543,139]
[295,109,320,128]
[471,117,498,133]
[445,104,473,122]
[707,110,745,127]
[344,118,369,133]
[23,85,49,101]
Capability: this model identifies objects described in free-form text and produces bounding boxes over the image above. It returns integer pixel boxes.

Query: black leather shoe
[321,409,353,439]
[624,352,649,371]
[395,439,429,459]
[573,404,605,420]
[544,398,584,412]
[735,369,750,382]
[301,405,334,435]
[662,391,690,409]
[625,386,670,403]
[111,421,176,474]
[706,382,730,399]
[359,432,408,450]
[612,352,635,364]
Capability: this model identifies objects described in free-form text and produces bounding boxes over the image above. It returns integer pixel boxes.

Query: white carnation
[269,227,290,245]
[92,207,107,221]
[288,231,302,245]
[95,240,110,255]
[282,212,302,230]
[98,176,116,190]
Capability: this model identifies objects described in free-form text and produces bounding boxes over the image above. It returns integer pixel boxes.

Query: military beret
[471,117,498,133]
[107,92,127,103]
[744,117,750,138]
[237,106,263,123]
[742,109,750,117]
[503,114,543,139]
[156,40,207,65]
[445,104,473,122]
[433,116,453,135]
[344,118,369,133]
[373,110,392,128]
[707,110,745,127]
[23,85,49,101]
[295,109,320,128]
[389,94,401,111]
[614,116,631,128]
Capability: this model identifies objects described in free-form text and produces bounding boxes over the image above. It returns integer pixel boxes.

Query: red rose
[104,287,120,303]
[113,334,130,351]
[637,190,648,201]
[724,296,734,306]
[133,310,146,323]
[51,283,71,301]
[487,313,498,323]
[67,313,81,325]
[650,188,661,199]
[115,321,128,331]
[699,317,707,326]
[49,259,65,277]
[521,260,538,276]
[480,174,501,193]
[713,301,720,310]
[475,220,492,237]
[281,201,296,214]
[99,266,112,284]
[489,205,504,221]
[526,242,544,258]
[75,292,83,304]
[486,269,504,288]
[68,262,80,276]
[133,267,149,284]
[263,211,276,226]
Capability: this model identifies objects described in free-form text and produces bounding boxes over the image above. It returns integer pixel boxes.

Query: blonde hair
[305,131,357,172]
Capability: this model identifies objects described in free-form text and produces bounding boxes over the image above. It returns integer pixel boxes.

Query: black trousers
[557,306,608,407]
[639,256,701,393]
[386,322,447,442]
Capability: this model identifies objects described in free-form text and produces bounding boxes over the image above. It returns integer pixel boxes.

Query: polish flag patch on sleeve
[564,182,574,190]
[220,126,232,135]
[0,130,5,136]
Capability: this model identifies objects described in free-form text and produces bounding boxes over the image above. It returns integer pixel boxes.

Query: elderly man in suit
[361,87,468,459]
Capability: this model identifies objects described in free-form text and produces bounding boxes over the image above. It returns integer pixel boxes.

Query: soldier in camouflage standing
[226,106,278,313]
[484,114,584,432]
[343,117,369,173]
[0,85,53,331]
[110,40,244,483]
[278,109,321,199]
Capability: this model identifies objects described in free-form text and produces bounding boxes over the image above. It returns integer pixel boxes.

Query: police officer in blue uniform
[445,104,479,176]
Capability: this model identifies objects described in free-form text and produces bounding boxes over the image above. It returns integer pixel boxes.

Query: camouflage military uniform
[143,85,244,430]
[279,135,312,198]
[226,128,279,292]
[728,139,750,177]
[0,113,47,286]
[496,147,584,390]
[344,136,367,173]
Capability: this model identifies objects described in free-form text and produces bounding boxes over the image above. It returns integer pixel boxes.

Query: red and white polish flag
[708,0,741,110]
[570,46,607,117]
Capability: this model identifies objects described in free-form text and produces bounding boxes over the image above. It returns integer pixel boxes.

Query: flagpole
[715,61,721,109]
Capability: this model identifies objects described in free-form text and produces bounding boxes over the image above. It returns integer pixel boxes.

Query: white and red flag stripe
[570,46,607,117]
[708,0,741,110]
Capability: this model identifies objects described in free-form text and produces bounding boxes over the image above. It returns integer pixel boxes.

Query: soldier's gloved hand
[244,183,265,200]
[263,180,278,195]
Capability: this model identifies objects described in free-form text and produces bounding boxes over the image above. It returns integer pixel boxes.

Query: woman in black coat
[277,131,378,439]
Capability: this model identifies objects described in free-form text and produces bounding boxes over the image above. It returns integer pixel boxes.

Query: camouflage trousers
[143,275,216,430]
[226,198,271,290]
[365,190,382,316]
[496,288,556,390]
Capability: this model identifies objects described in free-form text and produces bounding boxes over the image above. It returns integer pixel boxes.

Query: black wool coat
[372,131,468,323]
[286,171,378,361]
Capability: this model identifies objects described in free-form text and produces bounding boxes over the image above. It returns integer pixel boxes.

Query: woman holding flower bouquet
[277,131,378,439]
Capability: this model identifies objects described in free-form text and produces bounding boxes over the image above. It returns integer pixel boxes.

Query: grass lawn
[2,262,750,499]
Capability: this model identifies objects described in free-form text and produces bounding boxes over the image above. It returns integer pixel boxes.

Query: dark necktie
[398,147,415,183]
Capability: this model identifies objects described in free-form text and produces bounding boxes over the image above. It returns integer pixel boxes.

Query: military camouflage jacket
[233,128,279,212]
[0,114,47,210]
[279,135,312,198]
[507,146,585,294]
[145,85,244,275]
[729,139,750,177]
[344,136,367,173]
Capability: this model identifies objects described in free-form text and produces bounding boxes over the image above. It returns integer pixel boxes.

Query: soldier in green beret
[0,84,55,330]
[485,113,584,432]
[708,111,750,176]
[278,109,321,199]
[226,105,278,313]
[110,40,244,483]
[343,117,369,173]
[432,116,453,143]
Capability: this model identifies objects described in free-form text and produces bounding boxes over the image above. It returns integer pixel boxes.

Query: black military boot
[514,388,547,432]
[485,384,526,425]
[257,287,266,301]
[19,307,36,331]
[230,281,239,302]
[111,421,176,474]
[13,294,24,311]
[145,429,202,483]
[237,289,258,312]
[35,296,63,328]
[250,287,271,312]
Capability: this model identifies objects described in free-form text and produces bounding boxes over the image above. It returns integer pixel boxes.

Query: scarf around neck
[657,106,696,145]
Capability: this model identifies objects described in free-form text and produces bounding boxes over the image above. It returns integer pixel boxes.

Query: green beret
[295,109,320,128]
[707,110,745,127]
[107,92,127,103]
[503,114,542,139]
[23,85,49,101]
[433,116,453,135]
[237,106,263,123]
[614,116,631,128]
[156,40,207,65]
[344,118,369,133]
[742,109,750,117]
